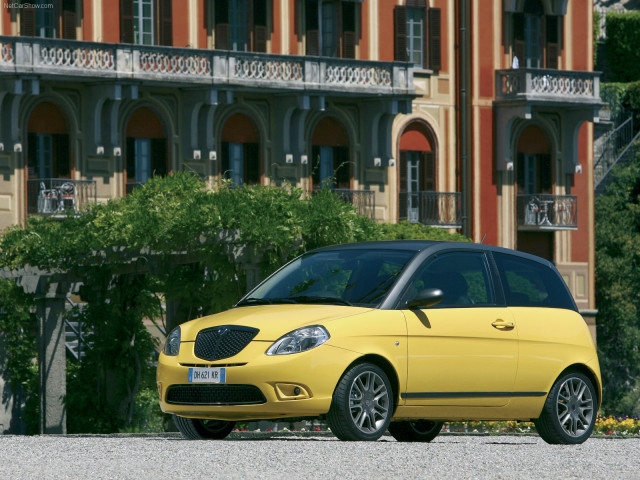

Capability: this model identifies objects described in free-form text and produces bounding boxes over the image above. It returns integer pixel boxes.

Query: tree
[595,153,640,416]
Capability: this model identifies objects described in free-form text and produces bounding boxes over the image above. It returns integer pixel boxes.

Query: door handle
[491,320,515,330]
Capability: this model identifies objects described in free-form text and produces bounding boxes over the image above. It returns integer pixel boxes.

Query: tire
[534,371,597,445]
[388,420,443,442]
[327,362,394,441]
[173,415,236,440]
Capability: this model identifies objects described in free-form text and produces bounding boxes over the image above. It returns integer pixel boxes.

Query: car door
[400,251,519,407]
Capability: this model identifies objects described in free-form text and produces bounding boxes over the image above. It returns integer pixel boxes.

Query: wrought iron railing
[27,178,97,216]
[495,68,601,102]
[0,36,413,94]
[399,191,461,228]
[313,188,376,220]
[516,194,577,230]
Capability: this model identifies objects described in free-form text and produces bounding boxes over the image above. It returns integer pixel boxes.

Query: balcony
[27,179,97,217]
[495,68,601,106]
[517,194,577,231]
[313,188,376,220]
[399,192,461,229]
[0,36,414,96]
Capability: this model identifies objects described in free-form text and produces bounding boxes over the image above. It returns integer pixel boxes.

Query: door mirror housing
[407,288,444,309]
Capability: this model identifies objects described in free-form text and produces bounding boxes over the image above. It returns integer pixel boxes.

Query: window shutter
[394,6,408,62]
[158,0,173,46]
[120,0,134,44]
[428,8,441,71]
[253,0,268,52]
[21,8,36,37]
[215,1,229,50]
[247,0,254,51]
[335,146,350,188]
[27,133,37,178]
[245,143,260,185]
[151,138,168,176]
[306,0,319,56]
[62,11,77,39]
[513,13,524,67]
[516,153,525,192]
[546,15,559,69]
[341,2,356,59]
[540,154,552,192]
[54,134,71,178]
[399,151,408,193]
[421,151,435,191]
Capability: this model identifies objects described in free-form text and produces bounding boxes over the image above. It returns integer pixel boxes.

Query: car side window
[493,252,576,310]
[403,251,495,307]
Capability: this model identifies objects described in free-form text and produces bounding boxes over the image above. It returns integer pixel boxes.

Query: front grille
[194,325,259,361]
[166,384,266,405]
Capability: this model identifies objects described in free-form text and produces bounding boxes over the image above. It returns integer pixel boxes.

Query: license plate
[188,367,226,383]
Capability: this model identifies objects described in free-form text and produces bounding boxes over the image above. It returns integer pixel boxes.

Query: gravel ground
[0,433,638,480]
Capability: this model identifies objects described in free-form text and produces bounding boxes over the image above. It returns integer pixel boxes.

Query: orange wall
[103,1,119,43]
[479,107,498,246]
[359,0,369,60]
[2,6,11,34]
[477,1,494,98]
[198,0,207,49]
[379,1,395,62]
[571,2,589,71]
[173,0,190,47]
[571,124,591,263]
[82,0,93,41]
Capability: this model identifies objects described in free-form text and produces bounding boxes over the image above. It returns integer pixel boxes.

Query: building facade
[0,0,600,332]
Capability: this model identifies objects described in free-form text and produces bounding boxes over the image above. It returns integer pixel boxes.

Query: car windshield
[239,249,416,308]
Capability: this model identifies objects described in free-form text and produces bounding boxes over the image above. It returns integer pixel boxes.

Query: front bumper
[157,339,361,421]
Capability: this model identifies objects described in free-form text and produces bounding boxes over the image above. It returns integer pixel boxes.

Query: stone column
[36,294,67,434]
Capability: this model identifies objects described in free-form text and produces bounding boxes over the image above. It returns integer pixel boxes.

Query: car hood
[179,304,373,342]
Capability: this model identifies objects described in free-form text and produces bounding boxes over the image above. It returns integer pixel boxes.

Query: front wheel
[327,362,394,441]
[173,415,236,440]
[534,371,597,445]
[388,420,443,442]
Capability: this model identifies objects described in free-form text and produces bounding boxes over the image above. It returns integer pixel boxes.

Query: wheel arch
[339,354,401,413]
[558,363,602,410]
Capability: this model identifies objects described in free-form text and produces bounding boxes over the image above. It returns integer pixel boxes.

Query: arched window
[220,113,261,185]
[125,107,168,193]
[310,117,350,189]
[398,122,435,223]
[27,102,71,180]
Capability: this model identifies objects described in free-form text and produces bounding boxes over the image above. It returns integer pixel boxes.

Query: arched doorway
[27,102,71,180]
[516,124,554,260]
[310,116,350,190]
[220,113,261,185]
[125,107,168,193]
[26,102,73,215]
[398,121,435,223]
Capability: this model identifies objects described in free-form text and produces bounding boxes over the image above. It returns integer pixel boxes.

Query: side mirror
[407,288,444,309]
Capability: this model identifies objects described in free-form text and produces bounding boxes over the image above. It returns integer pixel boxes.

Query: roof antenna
[480,233,487,244]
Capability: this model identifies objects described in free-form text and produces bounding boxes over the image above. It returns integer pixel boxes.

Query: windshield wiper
[236,297,298,307]
[289,295,353,306]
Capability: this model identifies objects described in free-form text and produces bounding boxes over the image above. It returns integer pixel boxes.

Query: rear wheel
[173,415,236,440]
[388,420,443,442]
[327,362,394,441]
[534,371,597,445]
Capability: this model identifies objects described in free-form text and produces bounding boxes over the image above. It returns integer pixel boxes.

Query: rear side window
[493,252,576,310]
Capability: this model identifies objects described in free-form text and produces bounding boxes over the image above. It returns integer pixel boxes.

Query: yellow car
[157,241,601,444]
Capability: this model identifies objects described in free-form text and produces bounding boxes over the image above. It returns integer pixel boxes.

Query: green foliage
[379,220,470,242]
[595,148,640,416]
[0,173,469,433]
[605,12,640,82]
[0,279,39,433]
[601,83,630,123]
[594,9,601,66]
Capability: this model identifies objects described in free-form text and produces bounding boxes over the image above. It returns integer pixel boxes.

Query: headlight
[266,326,330,356]
[164,327,181,356]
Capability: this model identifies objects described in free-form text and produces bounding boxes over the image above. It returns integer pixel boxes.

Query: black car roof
[309,240,556,269]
